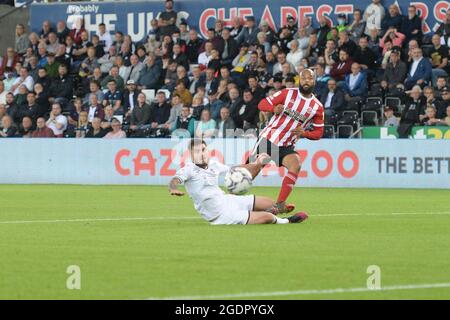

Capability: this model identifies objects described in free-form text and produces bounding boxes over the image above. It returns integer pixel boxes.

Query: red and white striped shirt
[258,88,324,146]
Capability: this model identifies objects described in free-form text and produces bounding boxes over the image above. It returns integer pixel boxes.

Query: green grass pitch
[0,184,449,299]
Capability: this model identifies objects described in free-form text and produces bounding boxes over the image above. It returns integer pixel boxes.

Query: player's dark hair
[189,138,206,150]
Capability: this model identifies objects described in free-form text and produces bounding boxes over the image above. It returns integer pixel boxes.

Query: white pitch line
[0,216,199,224]
[146,282,450,300]
[0,212,449,225]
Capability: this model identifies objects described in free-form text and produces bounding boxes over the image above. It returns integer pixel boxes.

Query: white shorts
[210,194,255,225]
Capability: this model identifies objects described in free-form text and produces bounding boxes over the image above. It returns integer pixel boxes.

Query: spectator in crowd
[0,80,7,104]
[381,4,404,34]
[46,103,67,137]
[45,52,60,79]
[104,117,126,139]
[348,9,366,43]
[56,21,70,44]
[236,16,259,46]
[330,49,353,82]
[337,30,357,58]
[420,105,447,126]
[87,94,105,123]
[138,54,161,90]
[353,36,377,73]
[439,86,450,119]
[216,106,236,138]
[18,116,34,138]
[4,92,18,123]
[320,78,345,119]
[159,0,177,26]
[364,0,385,35]
[232,89,258,130]
[19,91,39,123]
[205,88,225,121]
[398,85,426,138]
[383,106,399,127]
[422,86,445,119]
[75,111,89,138]
[130,92,152,134]
[434,76,448,96]
[101,105,115,131]
[149,91,171,135]
[85,117,107,138]
[405,48,432,90]
[11,66,33,95]
[343,62,368,101]
[123,54,144,84]
[46,32,60,54]
[40,20,54,41]
[186,29,203,64]
[123,79,140,120]
[101,65,124,91]
[49,64,73,107]
[15,24,30,56]
[436,9,450,42]
[429,34,449,86]
[381,48,407,90]
[380,27,406,53]
[445,105,450,126]
[103,79,123,115]
[172,105,194,136]
[0,115,17,138]
[194,108,216,138]
[96,23,113,52]
[0,104,6,127]
[401,5,422,44]
[32,116,55,138]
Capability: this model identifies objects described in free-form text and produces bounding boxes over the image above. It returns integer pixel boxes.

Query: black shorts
[248,138,297,167]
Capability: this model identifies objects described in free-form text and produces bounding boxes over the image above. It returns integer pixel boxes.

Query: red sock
[277,171,298,203]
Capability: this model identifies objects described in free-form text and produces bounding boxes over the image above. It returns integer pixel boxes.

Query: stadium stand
[0,0,449,140]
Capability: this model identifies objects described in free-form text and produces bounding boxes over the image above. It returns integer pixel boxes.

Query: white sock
[274,217,289,224]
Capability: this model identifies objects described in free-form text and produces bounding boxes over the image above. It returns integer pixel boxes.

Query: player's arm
[258,90,287,114]
[292,107,324,140]
[169,177,185,196]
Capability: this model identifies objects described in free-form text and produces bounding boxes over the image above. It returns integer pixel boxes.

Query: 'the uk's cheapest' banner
[29,0,449,42]
[0,139,448,189]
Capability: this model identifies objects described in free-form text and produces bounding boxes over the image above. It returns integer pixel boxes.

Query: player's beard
[299,84,314,95]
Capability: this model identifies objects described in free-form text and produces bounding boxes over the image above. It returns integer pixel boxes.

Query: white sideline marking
[0,217,199,224]
[146,282,450,300]
[0,212,449,225]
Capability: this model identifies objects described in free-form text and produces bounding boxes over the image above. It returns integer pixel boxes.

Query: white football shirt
[174,160,230,221]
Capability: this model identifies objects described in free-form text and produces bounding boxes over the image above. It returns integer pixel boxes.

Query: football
[224,167,253,195]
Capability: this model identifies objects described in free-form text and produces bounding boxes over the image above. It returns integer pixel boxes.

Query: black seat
[337,125,354,138]
[361,111,378,126]
[323,125,335,138]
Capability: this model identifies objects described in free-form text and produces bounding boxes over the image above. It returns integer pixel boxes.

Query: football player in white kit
[168,139,308,225]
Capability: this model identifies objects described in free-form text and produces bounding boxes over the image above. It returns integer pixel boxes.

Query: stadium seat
[337,125,354,138]
[362,97,383,117]
[325,113,338,126]
[338,111,360,131]
[385,97,401,112]
[361,110,378,126]
[142,89,155,104]
[323,125,335,138]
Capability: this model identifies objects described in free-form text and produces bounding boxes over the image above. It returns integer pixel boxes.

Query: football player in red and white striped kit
[251,69,324,214]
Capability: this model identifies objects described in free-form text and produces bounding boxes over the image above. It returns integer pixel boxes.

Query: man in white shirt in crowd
[364,0,385,35]
[96,23,113,51]
[46,103,68,137]
[198,41,213,70]
[10,67,34,95]
[0,80,8,105]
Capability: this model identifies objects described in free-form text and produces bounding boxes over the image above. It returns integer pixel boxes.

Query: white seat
[142,89,155,104]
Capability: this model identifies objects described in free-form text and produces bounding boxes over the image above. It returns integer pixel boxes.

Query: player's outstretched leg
[271,153,301,214]
[247,211,308,224]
